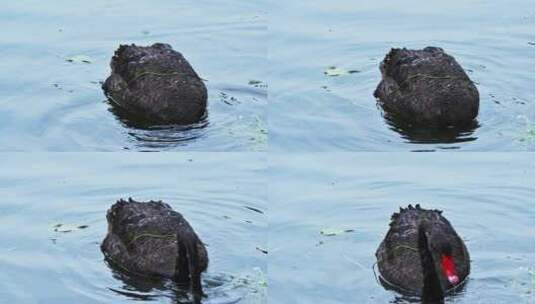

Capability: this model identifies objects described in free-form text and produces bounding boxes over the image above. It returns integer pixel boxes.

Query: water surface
[269,153,535,303]
[270,0,535,151]
[0,153,267,303]
[0,1,267,151]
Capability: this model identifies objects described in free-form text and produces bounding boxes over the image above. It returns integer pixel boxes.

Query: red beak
[440,254,459,285]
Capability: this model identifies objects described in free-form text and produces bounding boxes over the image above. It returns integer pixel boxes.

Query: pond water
[270,0,535,151]
[0,153,267,303]
[2,1,535,303]
[0,1,267,151]
[269,153,535,303]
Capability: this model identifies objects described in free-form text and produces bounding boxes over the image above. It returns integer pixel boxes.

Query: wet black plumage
[101,198,208,303]
[376,204,469,300]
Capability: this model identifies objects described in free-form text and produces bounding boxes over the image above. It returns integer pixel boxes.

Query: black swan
[374,47,479,126]
[376,204,470,301]
[101,198,208,303]
[102,43,207,125]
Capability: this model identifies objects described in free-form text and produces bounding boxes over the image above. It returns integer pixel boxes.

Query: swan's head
[425,234,459,287]
[420,225,460,287]
[437,244,459,285]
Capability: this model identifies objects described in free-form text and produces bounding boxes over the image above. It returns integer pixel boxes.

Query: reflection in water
[382,111,479,145]
[105,259,265,304]
[106,99,209,129]
[107,100,209,149]
[106,259,191,303]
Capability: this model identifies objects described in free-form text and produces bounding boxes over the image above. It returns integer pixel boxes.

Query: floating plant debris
[65,55,92,64]
[324,66,360,77]
[320,228,355,236]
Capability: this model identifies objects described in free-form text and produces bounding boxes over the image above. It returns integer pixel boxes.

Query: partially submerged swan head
[419,223,460,303]
[418,223,460,287]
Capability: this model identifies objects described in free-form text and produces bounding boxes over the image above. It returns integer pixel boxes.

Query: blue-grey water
[269,153,535,303]
[1,1,534,151]
[270,0,535,151]
[0,1,267,151]
[0,153,267,303]
[1,1,535,304]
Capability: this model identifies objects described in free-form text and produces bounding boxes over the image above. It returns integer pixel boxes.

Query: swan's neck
[418,225,444,303]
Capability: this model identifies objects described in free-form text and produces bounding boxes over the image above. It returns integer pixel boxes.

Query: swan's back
[101,198,208,278]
